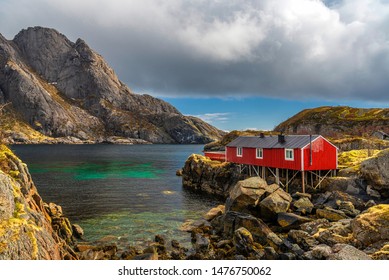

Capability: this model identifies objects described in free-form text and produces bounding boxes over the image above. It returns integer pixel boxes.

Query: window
[237,147,243,157]
[256,148,263,159]
[285,149,294,160]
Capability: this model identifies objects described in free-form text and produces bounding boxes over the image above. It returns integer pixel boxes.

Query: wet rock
[351,204,389,247]
[203,205,225,221]
[277,212,312,229]
[176,169,183,176]
[316,207,349,221]
[193,233,210,254]
[180,219,211,232]
[263,246,279,260]
[72,224,84,239]
[329,244,371,260]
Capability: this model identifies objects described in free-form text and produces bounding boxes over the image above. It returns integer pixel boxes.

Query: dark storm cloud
[1,0,389,101]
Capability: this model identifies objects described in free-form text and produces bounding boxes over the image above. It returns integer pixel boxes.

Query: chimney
[259,133,265,138]
[278,134,285,143]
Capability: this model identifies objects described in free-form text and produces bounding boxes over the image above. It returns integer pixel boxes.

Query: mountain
[275,106,389,138]
[0,27,224,144]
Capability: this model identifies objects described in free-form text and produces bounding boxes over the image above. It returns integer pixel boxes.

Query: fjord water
[12,144,220,247]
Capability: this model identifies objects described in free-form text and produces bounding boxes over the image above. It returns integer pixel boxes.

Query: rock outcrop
[0,27,224,144]
[274,106,389,139]
[0,144,77,259]
[360,149,389,197]
[182,154,242,198]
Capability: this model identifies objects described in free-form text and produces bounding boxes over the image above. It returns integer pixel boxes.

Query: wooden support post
[276,168,280,186]
[311,172,314,189]
[302,171,305,193]
[286,169,289,193]
[249,165,252,177]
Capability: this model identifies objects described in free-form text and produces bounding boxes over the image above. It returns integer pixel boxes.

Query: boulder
[233,227,256,256]
[222,211,283,249]
[360,149,389,197]
[336,200,360,217]
[72,224,84,239]
[277,212,312,229]
[316,207,349,221]
[288,230,318,251]
[314,219,353,246]
[259,188,292,220]
[226,177,271,214]
[311,244,332,259]
[292,197,314,214]
[192,233,210,254]
[351,204,389,247]
[203,205,225,221]
[329,244,371,260]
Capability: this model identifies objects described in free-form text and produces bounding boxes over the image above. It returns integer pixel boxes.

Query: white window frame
[256,148,263,159]
[237,147,243,157]
[285,149,294,161]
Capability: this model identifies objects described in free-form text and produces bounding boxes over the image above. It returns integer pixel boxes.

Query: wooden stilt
[276,168,280,186]
[286,169,289,193]
[302,171,305,193]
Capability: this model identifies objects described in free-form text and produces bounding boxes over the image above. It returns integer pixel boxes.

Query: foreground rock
[0,145,77,259]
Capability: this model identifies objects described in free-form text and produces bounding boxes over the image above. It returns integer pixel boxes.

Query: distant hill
[274,106,389,138]
[0,27,224,144]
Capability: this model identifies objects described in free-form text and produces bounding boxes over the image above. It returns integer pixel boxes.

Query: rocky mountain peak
[0,26,224,144]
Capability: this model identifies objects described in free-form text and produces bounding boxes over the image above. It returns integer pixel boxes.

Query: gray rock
[329,244,371,260]
[360,149,389,197]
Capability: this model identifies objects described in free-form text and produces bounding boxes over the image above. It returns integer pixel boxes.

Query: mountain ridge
[0,26,224,144]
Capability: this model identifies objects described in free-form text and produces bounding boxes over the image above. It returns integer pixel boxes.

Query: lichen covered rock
[351,204,389,247]
[0,144,76,259]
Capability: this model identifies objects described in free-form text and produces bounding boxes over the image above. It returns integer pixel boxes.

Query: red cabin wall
[226,146,302,170]
[303,137,337,171]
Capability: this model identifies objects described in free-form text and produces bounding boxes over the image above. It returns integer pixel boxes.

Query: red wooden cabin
[225,134,338,191]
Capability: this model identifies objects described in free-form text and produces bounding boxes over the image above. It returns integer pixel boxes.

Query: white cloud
[1,0,389,101]
[192,113,230,123]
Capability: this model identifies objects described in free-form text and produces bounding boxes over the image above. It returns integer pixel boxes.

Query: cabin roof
[226,135,321,149]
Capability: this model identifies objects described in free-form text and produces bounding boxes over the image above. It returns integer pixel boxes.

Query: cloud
[192,113,231,124]
[1,0,389,102]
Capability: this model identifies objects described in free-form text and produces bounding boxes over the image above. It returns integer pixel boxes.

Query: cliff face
[0,27,224,144]
[0,145,75,259]
[275,106,389,138]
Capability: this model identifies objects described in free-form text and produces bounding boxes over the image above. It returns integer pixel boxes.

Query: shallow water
[12,144,221,247]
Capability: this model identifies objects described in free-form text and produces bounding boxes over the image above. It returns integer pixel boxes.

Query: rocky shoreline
[1,143,388,260]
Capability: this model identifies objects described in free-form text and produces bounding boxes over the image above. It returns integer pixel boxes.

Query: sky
[0,0,388,131]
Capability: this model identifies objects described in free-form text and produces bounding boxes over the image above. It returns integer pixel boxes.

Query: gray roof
[226,135,321,149]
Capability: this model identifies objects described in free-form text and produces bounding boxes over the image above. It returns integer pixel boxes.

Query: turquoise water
[12,145,221,247]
